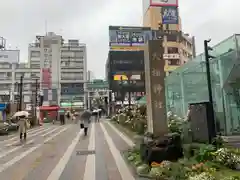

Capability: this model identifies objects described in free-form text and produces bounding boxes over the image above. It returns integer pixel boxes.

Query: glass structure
[165,34,240,135]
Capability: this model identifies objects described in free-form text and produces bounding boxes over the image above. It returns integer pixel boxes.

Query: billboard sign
[162,7,178,24]
[61,83,84,95]
[110,71,145,92]
[150,0,178,7]
[109,51,144,71]
[0,50,19,63]
[109,26,152,48]
[163,53,180,59]
[151,30,180,40]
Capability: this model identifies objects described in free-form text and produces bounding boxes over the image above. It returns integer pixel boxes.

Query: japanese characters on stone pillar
[144,40,168,137]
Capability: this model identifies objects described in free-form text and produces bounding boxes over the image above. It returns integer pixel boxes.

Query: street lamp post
[18,75,23,111]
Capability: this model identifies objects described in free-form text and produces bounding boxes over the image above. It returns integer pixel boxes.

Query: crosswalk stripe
[5,127,52,147]
[0,140,34,159]
[46,128,84,180]
[83,123,96,180]
[100,123,135,180]
[41,127,62,137]
[0,127,51,144]
[0,126,70,173]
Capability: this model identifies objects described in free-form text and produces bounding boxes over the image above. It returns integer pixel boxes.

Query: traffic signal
[204,39,215,60]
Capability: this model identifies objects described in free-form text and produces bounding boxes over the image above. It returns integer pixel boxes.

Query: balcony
[29,43,40,48]
[60,79,85,83]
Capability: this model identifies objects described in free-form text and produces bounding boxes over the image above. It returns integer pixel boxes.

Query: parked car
[0,121,9,135]
[5,119,19,131]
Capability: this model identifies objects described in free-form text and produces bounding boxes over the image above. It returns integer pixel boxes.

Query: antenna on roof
[45,20,48,35]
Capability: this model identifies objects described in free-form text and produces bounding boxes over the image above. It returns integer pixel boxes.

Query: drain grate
[76,150,95,156]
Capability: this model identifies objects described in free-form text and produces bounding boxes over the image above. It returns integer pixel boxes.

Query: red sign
[42,68,52,89]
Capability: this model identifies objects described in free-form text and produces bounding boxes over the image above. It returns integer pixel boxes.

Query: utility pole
[18,75,23,111]
[127,73,131,109]
[204,39,216,141]
[120,76,124,105]
[35,79,38,116]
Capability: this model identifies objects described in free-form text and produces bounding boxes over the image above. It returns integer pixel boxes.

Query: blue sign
[162,7,178,24]
[109,26,152,47]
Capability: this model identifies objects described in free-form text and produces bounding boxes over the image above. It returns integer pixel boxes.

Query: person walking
[80,109,92,136]
[65,110,71,123]
[18,115,28,142]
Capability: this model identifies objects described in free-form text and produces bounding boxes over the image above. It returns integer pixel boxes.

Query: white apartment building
[28,32,87,107]
[0,62,40,105]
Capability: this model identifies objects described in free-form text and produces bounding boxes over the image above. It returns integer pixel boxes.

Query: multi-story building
[0,62,40,108]
[143,1,196,75]
[28,32,87,108]
[87,70,95,82]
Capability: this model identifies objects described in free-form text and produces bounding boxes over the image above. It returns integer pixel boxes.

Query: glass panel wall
[165,34,240,135]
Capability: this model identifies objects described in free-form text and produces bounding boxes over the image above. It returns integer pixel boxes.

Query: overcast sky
[0,0,237,78]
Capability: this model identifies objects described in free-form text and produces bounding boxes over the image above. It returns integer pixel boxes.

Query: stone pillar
[144,40,168,137]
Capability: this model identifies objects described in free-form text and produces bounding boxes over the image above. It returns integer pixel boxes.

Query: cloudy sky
[0,0,237,78]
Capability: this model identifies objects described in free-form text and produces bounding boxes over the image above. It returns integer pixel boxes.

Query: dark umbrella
[81,110,92,120]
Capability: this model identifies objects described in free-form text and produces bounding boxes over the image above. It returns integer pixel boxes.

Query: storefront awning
[39,106,59,111]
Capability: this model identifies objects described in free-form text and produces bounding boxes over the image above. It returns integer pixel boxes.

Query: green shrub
[195,144,216,162]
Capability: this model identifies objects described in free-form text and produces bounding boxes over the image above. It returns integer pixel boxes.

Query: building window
[168,47,178,54]
[166,35,178,42]
[168,59,180,65]
[31,51,40,57]
[31,64,40,68]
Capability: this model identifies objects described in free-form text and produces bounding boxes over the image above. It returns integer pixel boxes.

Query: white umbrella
[13,111,29,117]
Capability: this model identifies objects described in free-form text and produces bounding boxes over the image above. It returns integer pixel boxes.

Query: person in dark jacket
[80,110,92,136]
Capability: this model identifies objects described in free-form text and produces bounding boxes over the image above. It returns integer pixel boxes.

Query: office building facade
[143,0,196,75]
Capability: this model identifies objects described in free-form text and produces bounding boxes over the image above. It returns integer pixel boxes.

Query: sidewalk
[0,119,147,180]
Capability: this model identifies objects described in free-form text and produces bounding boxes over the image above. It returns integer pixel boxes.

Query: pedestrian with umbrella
[13,111,30,143]
[80,109,92,136]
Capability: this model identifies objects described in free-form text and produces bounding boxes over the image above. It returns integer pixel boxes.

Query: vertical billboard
[162,7,178,24]
[41,68,51,89]
[150,0,178,7]
[41,47,52,89]
[109,26,152,50]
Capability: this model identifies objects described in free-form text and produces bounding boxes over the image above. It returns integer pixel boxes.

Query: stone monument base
[140,132,183,165]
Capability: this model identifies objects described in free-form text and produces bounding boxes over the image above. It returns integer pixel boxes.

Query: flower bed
[124,145,240,180]
[113,105,240,179]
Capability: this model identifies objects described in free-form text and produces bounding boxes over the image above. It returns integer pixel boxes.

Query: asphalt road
[0,119,138,180]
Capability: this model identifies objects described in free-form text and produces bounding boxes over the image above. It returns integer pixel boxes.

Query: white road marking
[0,140,34,159]
[0,126,70,173]
[100,123,135,180]
[0,127,46,143]
[83,123,96,180]
[41,127,62,137]
[105,121,135,147]
[5,127,52,147]
[46,129,83,180]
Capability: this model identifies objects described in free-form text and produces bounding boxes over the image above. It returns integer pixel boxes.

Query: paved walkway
[0,119,139,180]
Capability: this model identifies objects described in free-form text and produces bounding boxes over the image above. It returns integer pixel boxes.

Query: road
[0,120,139,180]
